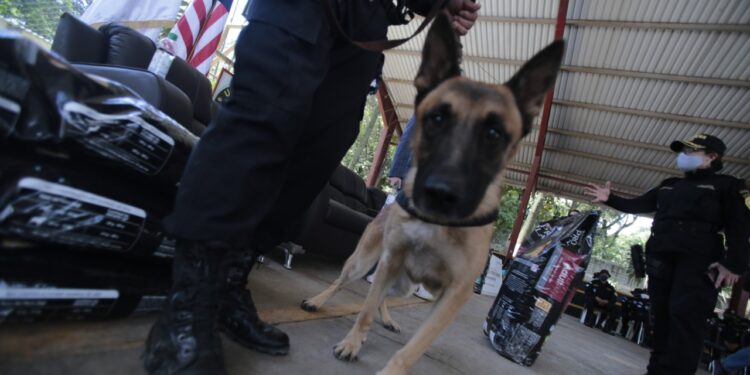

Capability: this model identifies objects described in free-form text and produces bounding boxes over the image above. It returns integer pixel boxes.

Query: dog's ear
[507,40,565,135]
[414,12,462,106]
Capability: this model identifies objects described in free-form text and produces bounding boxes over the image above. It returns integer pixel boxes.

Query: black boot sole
[219,325,290,356]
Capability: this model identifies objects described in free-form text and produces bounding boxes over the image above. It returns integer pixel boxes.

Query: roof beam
[554,100,750,130]
[477,16,555,25]
[515,142,680,176]
[565,20,750,32]
[394,99,749,130]
[384,57,750,88]
[544,145,680,176]
[546,128,750,166]
[508,164,644,194]
[560,66,750,89]
[474,16,750,32]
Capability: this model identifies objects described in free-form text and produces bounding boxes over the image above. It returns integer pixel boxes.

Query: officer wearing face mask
[584,133,750,375]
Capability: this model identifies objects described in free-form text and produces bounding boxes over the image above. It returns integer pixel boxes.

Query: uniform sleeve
[604,185,660,214]
[718,178,750,274]
[388,116,416,178]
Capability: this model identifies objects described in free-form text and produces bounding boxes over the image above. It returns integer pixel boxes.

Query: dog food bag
[484,211,600,366]
[0,280,166,324]
[0,246,171,296]
[0,175,164,256]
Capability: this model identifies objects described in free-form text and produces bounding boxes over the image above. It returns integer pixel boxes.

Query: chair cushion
[73,63,194,133]
[99,23,156,69]
[165,57,213,125]
[328,166,370,212]
[51,13,108,64]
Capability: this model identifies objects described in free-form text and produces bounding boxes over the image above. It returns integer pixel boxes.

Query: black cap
[670,133,726,156]
[598,269,611,277]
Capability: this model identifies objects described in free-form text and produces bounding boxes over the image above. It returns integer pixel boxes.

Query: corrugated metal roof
[382,0,750,202]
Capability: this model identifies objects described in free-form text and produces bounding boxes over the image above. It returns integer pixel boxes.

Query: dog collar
[395,191,498,227]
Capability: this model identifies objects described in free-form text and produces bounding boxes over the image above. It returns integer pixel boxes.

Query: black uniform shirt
[605,168,750,274]
[587,279,616,301]
[243,0,437,44]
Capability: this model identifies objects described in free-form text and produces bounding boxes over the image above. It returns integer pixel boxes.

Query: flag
[81,0,182,42]
[187,0,233,74]
[167,0,215,61]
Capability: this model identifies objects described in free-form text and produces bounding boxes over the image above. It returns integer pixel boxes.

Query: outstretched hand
[446,0,481,35]
[583,181,611,203]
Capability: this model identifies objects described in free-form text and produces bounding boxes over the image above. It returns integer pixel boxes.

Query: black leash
[396,190,498,227]
[322,0,449,52]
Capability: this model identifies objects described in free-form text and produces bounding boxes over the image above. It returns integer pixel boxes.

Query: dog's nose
[423,177,459,205]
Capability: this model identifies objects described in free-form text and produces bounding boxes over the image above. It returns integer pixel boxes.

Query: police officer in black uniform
[583,269,617,328]
[141,1,481,374]
[585,133,750,375]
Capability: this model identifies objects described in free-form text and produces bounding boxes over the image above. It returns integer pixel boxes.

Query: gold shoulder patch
[742,189,750,210]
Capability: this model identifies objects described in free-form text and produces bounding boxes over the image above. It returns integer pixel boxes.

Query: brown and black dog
[301,13,564,375]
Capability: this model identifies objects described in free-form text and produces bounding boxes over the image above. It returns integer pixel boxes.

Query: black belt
[651,220,718,235]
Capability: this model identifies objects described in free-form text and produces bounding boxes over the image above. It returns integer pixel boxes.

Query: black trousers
[164,14,385,248]
[583,295,615,327]
[646,251,720,375]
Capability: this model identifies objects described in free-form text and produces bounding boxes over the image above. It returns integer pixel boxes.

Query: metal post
[506,0,569,259]
[367,82,400,187]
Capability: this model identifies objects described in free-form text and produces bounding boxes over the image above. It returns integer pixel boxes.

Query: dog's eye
[428,112,445,124]
[487,128,501,139]
[486,126,508,142]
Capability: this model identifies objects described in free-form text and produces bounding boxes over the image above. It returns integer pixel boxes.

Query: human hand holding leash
[584,181,612,203]
[447,0,480,35]
[707,262,740,288]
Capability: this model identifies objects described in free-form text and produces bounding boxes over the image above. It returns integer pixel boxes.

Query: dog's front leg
[377,282,473,375]
[333,251,403,362]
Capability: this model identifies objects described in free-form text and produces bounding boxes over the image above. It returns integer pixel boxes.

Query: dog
[300,13,564,375]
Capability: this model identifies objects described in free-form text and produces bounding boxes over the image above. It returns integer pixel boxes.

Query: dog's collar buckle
[395,191,498,227]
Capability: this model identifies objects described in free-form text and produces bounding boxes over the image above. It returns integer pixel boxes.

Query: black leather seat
[287,165,387,261]
[51,13,212,136]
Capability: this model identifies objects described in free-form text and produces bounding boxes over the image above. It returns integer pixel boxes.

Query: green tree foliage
[341,95,395,191]
[1,0,91,41]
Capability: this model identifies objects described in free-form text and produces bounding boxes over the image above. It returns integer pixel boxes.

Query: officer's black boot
[217,250,290,356]
[142,241,227,375]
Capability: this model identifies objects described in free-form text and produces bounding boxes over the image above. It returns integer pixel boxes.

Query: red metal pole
[506,0,569,259]
[368,82,400,187]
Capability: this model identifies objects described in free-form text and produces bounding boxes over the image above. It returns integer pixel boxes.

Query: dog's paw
[382,320,401,334]
[300,300,318,312]
[333,338,361,362]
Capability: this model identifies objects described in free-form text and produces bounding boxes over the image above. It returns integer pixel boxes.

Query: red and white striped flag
[167,0,213,60]
[188,0,233,74]
[167,0,233,74]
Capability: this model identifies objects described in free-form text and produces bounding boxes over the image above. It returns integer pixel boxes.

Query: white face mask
[676,152,706,172]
